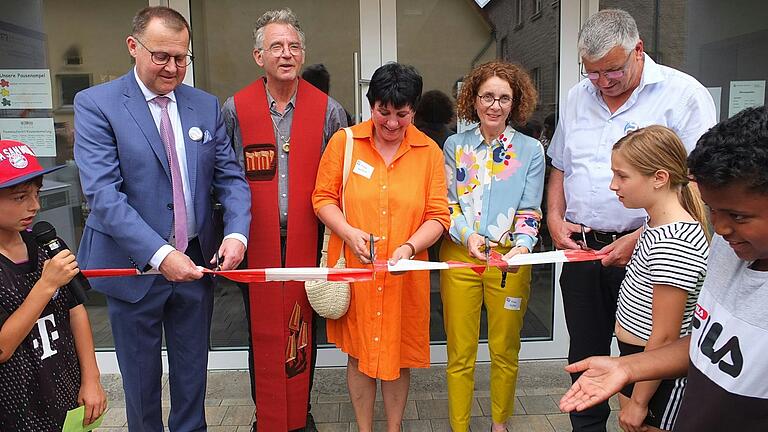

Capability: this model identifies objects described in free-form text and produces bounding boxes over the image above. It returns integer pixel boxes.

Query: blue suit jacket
[74,72,251,303]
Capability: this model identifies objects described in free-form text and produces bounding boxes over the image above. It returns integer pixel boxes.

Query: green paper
[61,405,105,432]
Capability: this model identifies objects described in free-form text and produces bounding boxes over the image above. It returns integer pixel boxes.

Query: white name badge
[353,159,374,179]
[504,297,522,311]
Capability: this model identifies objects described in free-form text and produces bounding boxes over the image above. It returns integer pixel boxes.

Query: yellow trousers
[439,239,532,431]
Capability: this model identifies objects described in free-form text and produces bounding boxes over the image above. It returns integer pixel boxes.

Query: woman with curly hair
[440,61,545,432]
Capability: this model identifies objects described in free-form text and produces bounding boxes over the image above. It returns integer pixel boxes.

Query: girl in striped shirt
[609,125,710,431]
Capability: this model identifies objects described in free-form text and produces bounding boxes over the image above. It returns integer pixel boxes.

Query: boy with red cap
[0,140,106,430]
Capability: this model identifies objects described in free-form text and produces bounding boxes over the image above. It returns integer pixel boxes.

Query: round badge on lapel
[189,127,203,141]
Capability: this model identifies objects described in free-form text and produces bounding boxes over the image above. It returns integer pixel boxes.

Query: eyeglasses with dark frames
[477,94,513,108]
[133,36,194,67]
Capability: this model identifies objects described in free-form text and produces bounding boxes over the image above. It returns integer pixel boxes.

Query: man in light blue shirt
[546,9,716,432]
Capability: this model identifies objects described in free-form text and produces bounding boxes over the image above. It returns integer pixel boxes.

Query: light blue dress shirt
[548,54,717,232]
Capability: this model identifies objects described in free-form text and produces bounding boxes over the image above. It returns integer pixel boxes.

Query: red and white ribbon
[81,249,604,283]
[386,249,606,273]
[81,267,375,283]
[201,267,375,283]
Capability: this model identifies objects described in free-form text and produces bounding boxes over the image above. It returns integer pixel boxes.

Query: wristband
[401,242,416,259]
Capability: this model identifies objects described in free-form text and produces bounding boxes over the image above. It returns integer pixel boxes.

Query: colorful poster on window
[0,118,56,156]
[728,80,765,118]
[0,69,53,109]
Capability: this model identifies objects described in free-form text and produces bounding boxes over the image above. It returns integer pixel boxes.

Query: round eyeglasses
[477,94,513,108]
[261,43,304,57]
[133,37,194,67]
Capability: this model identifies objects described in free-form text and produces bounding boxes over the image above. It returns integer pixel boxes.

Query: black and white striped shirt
[616,221,709,341]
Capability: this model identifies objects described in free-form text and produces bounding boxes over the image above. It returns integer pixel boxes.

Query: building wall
[485,0,560,123]
[600,0,686,68]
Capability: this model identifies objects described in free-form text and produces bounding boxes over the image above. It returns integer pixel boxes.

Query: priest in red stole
[222,8,348,431]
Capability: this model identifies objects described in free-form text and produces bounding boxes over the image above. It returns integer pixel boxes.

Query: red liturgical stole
[234,77,327,431]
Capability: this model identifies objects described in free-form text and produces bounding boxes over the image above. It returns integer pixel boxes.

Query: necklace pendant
[282,141,290,153]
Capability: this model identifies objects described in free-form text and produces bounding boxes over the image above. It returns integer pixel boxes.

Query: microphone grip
[40,238,91,304]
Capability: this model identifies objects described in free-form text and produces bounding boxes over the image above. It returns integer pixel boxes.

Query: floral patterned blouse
[444,125,545,251]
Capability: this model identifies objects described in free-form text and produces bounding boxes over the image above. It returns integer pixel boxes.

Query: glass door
[174,0,590,369]
[390,0,578,361]
[180,0,366,368]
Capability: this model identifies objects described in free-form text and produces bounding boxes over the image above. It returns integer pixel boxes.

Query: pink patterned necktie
[152,96,188,252]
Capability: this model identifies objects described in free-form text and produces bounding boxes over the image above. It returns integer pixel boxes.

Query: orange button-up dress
[312,120,450,380]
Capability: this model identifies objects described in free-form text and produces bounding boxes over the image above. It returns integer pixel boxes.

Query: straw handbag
[305,127,354,319]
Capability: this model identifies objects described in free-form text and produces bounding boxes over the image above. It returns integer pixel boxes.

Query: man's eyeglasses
[133,37,194,67]
[477,94,513,108]
[581,50,633,81]
[260,43,304,57]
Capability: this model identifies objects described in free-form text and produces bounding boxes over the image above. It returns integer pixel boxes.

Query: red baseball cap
[0,139,65,189]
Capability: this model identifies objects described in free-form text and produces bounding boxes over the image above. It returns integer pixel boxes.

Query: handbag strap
[341,127,353,216]
[320,127,355,263]
[337,127,354,257]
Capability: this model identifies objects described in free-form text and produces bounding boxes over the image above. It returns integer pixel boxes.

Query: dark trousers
[108,238,212,432]
[560,238,626,432]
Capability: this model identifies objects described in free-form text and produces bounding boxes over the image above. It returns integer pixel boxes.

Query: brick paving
[95,361,621,431]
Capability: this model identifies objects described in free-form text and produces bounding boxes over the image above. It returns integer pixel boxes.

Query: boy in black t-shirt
[558,106,768,431]
[0,139,106,430]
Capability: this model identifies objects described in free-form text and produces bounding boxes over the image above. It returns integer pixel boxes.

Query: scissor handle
[369,233,375,263]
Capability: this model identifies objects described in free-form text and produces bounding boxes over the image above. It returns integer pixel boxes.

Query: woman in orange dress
[312,63,449,432]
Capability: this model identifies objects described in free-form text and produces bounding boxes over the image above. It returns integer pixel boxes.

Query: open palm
[559,356,629,413]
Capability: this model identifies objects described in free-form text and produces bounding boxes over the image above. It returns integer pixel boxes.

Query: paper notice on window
[455,80,478,133]
[0,118,56,156]
[0,69,53,110]
[728,80,765,118]
[707,87,722,120]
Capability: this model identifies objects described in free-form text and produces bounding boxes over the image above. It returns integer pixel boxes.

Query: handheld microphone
[31,221,89,304]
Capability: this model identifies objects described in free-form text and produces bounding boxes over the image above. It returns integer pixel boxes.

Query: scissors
[485,235,510,288]
[214,250,223,272]
[576,224,590,250]
[369,233,376,264]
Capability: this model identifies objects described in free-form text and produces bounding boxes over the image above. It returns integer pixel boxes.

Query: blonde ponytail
[680,182,711,241]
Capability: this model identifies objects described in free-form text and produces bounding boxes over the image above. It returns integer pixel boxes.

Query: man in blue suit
[74,6,251,431]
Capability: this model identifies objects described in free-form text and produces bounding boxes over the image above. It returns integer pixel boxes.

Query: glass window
[398,1,560,343]
[599,0,768,121]
[533,0,543,16]
[189,0,361,350]
[190,0,359,113]
[487,1,560,342]
[1,0,147,350]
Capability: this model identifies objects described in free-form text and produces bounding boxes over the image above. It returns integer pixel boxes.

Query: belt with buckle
[568,222,635,247]
[588,229,633,245]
